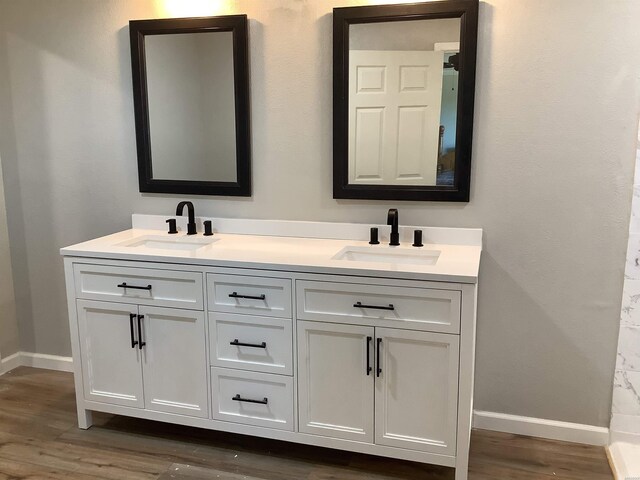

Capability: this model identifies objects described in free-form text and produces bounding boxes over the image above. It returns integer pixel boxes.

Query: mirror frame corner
[129,14,251,197]
[332,0,479,202]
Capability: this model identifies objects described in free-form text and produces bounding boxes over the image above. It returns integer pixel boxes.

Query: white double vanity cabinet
[61,215,481,479]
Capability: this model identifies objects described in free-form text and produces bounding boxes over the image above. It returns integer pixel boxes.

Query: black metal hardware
[229,292,266,301]
[129,313,139,348]
[118,282,152,291]
[353,301,394,311]
[387,208,400,246]
[230,339,267,349]
[369,227,380,245]
[137,315,146,350]
[413,230,423,247]
[376,338,382,377]
[203,220,214,236]
[366,336,372,375]
[232,394,268,405]
[166,218,178,234]
[176,201,197,235]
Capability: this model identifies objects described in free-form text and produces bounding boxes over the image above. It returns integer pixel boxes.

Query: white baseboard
[607,441,640,480]
[473,410,610,446]
[0,352,22,375]
[0,352,73,375]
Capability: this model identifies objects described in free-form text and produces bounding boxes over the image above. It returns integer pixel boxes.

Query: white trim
[473,410,609,446]
[0,352,73,375]
[607,441,640,480]
[20,352,73,372]
[0,352,21,375]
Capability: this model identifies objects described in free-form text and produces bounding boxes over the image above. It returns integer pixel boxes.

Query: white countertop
[60,218,482,284]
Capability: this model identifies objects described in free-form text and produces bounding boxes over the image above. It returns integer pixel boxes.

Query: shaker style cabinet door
[374,328,459,455]
[139,306,208,418]
[297,321,375,443]
[76,300,144,408]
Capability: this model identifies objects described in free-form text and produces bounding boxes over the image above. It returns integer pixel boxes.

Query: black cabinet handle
[118,282,152,291]
[230,339,267,349]
[232,394,268,405]
[129,313,138,349]
[353,301,394,311]
[366,336,372,375]
[137,315,146,350]
[376,338,382,377]
[229,292,266,301]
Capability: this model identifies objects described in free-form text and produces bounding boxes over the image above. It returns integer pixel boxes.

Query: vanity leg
[77,408,93,429]
[454,462,469,480]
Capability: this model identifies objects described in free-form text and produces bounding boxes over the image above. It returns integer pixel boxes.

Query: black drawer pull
[376,338,383,377]
[232,394,268,405]
[118,282,152,291]
[230,339,267,349]
[366,336,372,375]
[129,313,138,349]
[229,292,266,301]
[353,301,394,311]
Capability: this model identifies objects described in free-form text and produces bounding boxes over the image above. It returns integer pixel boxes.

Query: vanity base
[76,402,470,476]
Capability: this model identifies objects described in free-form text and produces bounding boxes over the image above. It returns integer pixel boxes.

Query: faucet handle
[203,221,214,237]
[369,227,380,245]
[412,230,423,247]
[166,218,178,234]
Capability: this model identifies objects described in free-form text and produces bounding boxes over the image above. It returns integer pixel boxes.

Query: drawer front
[211,367,294,431]
[207,274,292,318]
[74,264,203,310]
[209,313,293,375]
[296,280,461,334]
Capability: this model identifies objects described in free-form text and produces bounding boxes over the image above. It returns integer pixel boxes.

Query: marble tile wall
[612,123,640,434]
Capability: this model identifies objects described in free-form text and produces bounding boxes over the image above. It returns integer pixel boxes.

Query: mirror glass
[333,1,478,202]
[348,18,461,187]
[145,31,237,183]
[130,15,251,196]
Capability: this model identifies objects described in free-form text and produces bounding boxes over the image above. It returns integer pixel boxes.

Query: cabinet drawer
[74,264,203,310]
[207,274,292,318]
[296,280,460,334]
[211,367,294,431]
[209,313,293,375]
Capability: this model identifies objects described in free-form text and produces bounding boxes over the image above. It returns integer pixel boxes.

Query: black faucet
[176,201,197,235]
[387,208,400,246]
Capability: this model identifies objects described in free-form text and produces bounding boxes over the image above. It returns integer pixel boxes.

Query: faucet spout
[387,208,400,246]
[176,201,197,235]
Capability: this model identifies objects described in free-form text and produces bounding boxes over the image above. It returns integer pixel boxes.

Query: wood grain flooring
[0,367,613,480]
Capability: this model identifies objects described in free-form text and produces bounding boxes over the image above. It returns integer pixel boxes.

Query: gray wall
[0,153,19,359]
[350,18,460,51]
[0,0,639,428]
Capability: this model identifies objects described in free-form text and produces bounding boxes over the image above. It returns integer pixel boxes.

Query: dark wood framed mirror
[333,0,478,202]
[130,15,251,196]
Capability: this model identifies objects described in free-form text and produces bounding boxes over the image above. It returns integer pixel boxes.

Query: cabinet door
[297,321,374,443]
[76,300,144,408]
[374,328,459,455]
[139,306,208,418]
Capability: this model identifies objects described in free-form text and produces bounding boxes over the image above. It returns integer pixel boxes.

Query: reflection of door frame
[434,42,460,52]
[435,42,460,77]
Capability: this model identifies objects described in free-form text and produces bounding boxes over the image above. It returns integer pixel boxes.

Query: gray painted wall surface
[0,154,19,359]
[0,0,639,428]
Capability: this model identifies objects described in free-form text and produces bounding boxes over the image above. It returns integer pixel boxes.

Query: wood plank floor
[0,367,613,480]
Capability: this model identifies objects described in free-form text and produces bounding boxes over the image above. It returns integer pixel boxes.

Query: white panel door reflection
[349,50,444,185]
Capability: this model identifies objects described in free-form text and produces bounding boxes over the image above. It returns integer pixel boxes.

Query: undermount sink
[332,245,440,266]
[116,235,218,252]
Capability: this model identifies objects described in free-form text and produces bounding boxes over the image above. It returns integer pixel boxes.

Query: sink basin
[332,246,440,266]
[116,235,218,252]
